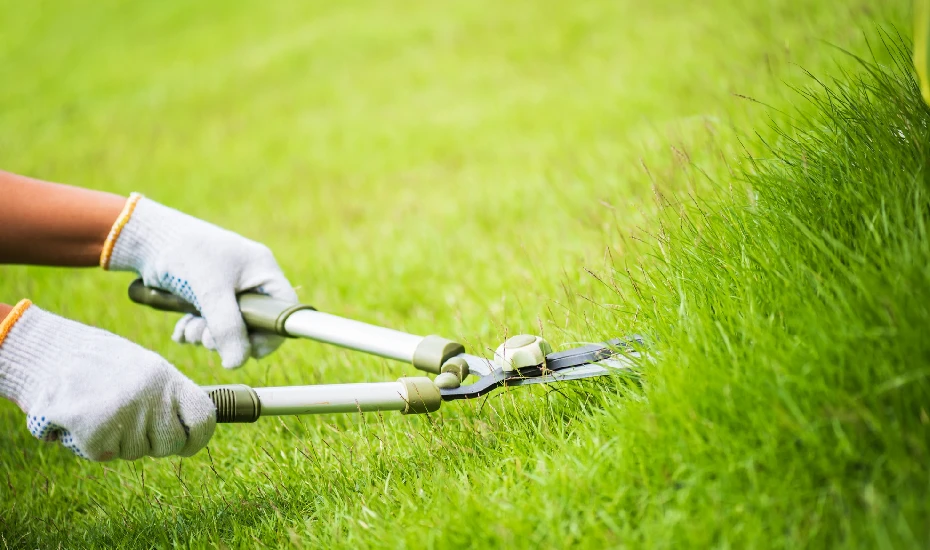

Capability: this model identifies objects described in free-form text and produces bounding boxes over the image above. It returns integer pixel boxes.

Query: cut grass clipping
[2,29,928,550]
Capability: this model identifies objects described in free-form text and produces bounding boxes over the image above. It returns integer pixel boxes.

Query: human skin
[0,170,125,316]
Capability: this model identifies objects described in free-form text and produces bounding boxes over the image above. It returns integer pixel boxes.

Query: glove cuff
[103,195,189,277]
[99,192,143,270]
[0,302,57,413]
[0,299,31,347]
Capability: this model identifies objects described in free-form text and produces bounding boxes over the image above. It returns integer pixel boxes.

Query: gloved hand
[0,301,216,461]
[102,194,299,368]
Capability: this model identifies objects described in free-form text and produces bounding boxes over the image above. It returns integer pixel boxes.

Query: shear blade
[460,354,495,377]
[507,356,637,387]
[440,340,641,400]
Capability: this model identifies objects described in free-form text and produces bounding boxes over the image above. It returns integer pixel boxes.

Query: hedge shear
[129,280,642,423]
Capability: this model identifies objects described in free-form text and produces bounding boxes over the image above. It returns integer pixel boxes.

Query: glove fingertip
[184,316,207,345]
[205,328,249,368]
[214,331,250,369]
[221,352,249,369]
[212,334,249,368]
[172,314,195,344]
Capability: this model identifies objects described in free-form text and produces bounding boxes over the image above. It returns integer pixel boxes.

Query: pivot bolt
[494,334,552,372]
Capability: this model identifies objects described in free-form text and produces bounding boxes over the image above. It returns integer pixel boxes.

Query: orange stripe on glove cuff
[0,299,33,348]
[99,193,143,270]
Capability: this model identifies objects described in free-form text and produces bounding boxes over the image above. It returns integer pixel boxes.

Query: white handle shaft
[283,310,424,363]
[255,382,410,415]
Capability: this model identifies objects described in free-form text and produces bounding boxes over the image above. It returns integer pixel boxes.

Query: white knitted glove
[104,195,299,369]
[0,301,216,461]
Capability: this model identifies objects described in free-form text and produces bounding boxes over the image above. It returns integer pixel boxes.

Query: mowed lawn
[0,1,913,547]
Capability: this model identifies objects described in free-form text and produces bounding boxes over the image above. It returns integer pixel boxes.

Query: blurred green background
[0,0,893,362]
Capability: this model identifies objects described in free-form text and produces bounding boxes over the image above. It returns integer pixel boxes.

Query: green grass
[0,0,922,547]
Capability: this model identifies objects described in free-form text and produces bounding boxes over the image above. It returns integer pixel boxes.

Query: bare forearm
[0,171,125,266]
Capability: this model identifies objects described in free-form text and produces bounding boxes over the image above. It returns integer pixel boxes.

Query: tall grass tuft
[578,33,930,546]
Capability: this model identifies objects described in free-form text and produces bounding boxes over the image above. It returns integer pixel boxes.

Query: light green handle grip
[127,278,315,336]
[202,384,261,423]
